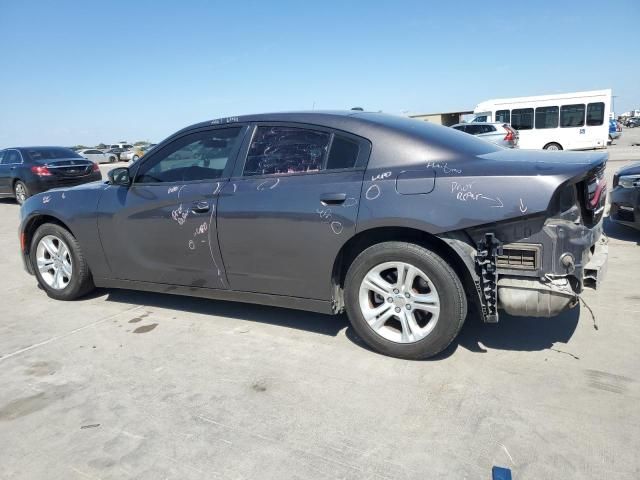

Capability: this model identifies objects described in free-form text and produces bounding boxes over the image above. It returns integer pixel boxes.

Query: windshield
[24,147,84,162]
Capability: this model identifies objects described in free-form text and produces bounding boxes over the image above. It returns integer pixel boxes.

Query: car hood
[617,161,640,176]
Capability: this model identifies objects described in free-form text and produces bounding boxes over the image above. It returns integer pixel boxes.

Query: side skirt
[93,277,334,315]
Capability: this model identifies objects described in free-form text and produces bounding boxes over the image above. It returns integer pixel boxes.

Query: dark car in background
[0,147,102,205]
[17,112,608,359]
[610,162,640,229]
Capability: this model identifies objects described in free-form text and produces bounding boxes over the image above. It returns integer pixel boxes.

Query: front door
[217,124,370,300]
[97,126,247,289]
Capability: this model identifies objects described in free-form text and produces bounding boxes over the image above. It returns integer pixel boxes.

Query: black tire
[132,155,139,162]
[14,180,29,205]
[344,242,467,360]
[543,142,563,151]
[109,156,117,163]
[30,223,95,300]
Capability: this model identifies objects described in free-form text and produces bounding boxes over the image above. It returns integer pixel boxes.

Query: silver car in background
[77,149,118,163]
[451,122,518,148]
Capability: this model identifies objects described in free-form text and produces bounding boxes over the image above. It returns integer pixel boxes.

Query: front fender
[19,185,110,278]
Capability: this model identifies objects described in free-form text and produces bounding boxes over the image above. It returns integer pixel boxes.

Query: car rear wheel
[543,142,562,151]
[31,223,95,300]
[132,155,139,162]
[109,156,117,163]
[14,181,29,205]
[344,242,467,359]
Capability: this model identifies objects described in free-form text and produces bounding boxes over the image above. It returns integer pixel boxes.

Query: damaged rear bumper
[469,216,609,321]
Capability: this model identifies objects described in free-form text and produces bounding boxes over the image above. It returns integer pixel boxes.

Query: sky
[1,0,638,147]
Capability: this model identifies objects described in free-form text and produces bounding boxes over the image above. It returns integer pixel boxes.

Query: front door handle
[320,193,347,205]
[191,201,210,213]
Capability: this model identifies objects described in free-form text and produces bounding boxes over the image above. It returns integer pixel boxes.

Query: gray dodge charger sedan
[18,111,609,359]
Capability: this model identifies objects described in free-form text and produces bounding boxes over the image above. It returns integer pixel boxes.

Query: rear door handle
[320,193,347,205]
[191,201,210,213]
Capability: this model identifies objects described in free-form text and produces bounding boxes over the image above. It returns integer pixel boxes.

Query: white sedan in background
[77,149,118,164]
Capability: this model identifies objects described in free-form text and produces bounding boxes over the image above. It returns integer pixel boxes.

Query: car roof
[154,110,501,170]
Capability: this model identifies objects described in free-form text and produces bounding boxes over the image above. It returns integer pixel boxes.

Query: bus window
[560,104,585,127]
[511,108,534,130]
[586,102,605,126]
[496,110,510,124]
[535,106,559,129]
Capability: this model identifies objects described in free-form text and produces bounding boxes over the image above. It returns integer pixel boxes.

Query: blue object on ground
[492,466,513,480]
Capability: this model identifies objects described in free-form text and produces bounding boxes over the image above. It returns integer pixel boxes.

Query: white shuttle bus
[472,89,611,150]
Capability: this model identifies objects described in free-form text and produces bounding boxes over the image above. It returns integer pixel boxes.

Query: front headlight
[619,174,640,188]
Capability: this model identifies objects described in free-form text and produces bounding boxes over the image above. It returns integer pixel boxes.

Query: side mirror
[108,167,131,186]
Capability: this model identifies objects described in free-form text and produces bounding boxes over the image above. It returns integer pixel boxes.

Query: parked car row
[74,143,157,163]
[624,117,640,128]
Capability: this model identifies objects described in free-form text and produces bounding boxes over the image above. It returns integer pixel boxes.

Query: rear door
[217,123,370,300]
[97,126,248,288]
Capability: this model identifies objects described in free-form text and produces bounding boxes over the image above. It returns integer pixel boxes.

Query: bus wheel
[543,142,562,151]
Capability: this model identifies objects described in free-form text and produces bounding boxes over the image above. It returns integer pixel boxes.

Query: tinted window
[481,125,496,133]
[327,135,359,170]
[511,108,534,130]
[465,124,482,135]
[560,104,585,127]
[535,106,559,129]
[473,115,488,122]
[452,125,466,131]
[24,148,81,162]
[243,126,330,176]
[587,102,605,126]
[136,128,243,183]
[0,151,5,164]
[495,110,510,123]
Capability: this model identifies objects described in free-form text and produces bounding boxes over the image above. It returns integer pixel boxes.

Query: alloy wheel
[36,235,73,290]
[358,261,440,343]
[15,183,27,204]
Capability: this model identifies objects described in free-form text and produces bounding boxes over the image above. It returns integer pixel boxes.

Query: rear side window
[243,126,330,176]
[495,110,510,123]
[586,102,605,126]
[135,127,243,183]
[452,125,466,132]
[327,135,359,170]
[465,124,482,135]
[511,108,534,130]
[560,104,585,127]
[535,106,559,129]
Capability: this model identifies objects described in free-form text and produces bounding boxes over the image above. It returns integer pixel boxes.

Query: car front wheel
[31,223,95,300]
[344,242,467,360]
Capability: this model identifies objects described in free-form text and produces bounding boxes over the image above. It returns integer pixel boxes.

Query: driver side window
[135,127,243,183]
